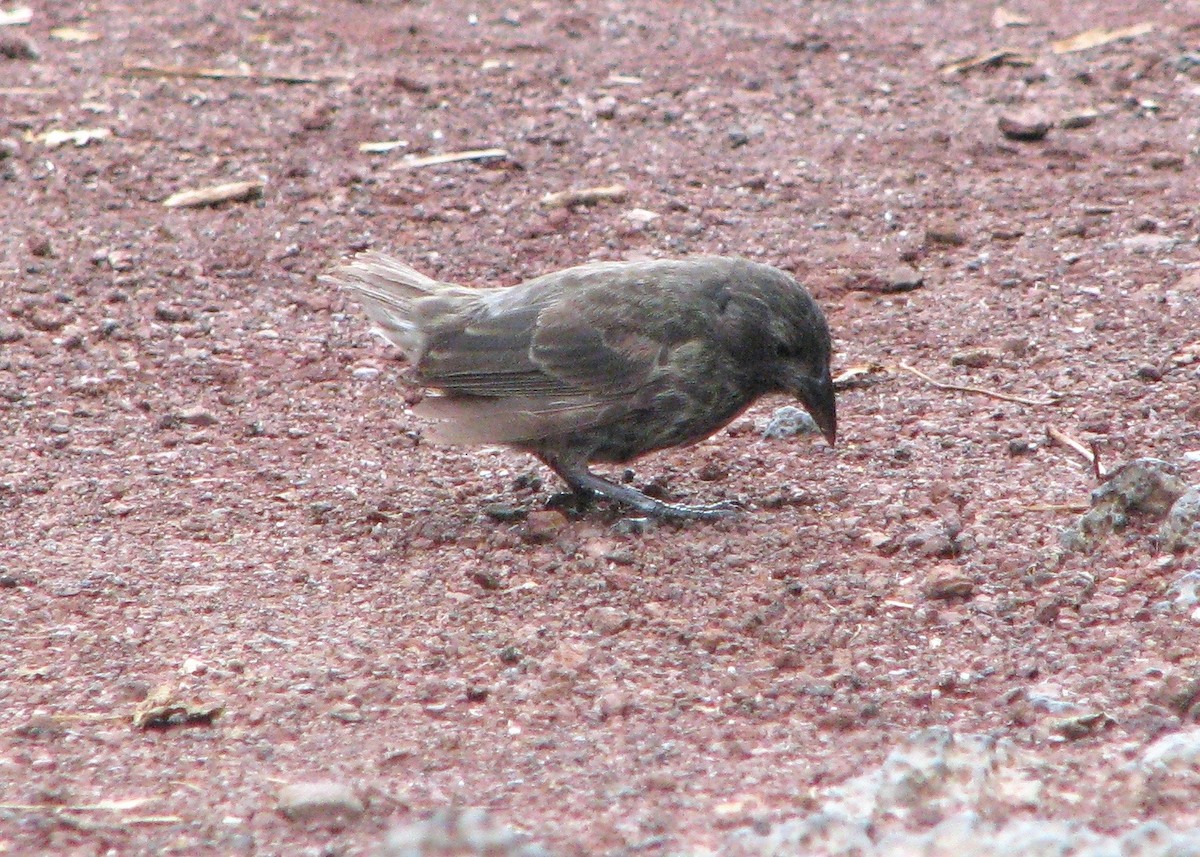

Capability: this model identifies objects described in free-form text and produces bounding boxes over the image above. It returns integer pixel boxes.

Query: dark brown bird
[331,253,836,520]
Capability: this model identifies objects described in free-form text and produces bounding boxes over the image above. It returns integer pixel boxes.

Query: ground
[2,0,1200,855]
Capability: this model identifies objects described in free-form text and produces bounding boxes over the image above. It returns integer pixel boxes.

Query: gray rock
[1159,486,1200,552]
[761,406,819,440]
[1123,234,1179,254]
[1061,458,1188,553]
[379,807,551,856]
[728,728,1200,856]
[277,781,364,822]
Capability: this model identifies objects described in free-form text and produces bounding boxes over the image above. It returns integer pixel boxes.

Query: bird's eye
[776,343,792,358]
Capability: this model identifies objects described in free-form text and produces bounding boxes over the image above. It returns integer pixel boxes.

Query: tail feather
[325,251,446,359]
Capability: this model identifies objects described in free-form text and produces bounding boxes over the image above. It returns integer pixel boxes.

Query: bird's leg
[542,456,739,521]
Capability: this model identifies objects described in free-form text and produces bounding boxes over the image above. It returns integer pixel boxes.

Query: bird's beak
[794,374,837,447]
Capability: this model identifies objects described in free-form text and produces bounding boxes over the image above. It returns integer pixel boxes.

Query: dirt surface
[3,0,1200,854]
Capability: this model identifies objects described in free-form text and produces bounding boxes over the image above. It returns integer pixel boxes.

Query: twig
[1051,22,1153,54]
[122,61,349,85]
[940,48,1036,75]
[898,362,1058,406]
[396,148,508,169]
[162,180,263,208]
[1088,440,1103,481]
[0,799,156,812]
[1025,502,1091,513]
[1045,425,1095,465]
[540,183,628,208]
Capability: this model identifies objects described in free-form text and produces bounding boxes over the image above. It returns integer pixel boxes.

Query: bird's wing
[416,271,671,400]
[411,267,685,445]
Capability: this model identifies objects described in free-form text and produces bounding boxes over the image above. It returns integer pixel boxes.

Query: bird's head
[730,264,837,446]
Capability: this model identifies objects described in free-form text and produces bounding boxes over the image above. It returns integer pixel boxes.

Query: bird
[329,252,836,520]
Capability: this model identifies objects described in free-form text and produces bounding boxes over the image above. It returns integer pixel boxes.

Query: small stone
[380,808,549,857]
[468,568,505,591]
[761,405,818,439]
[27,236,53,258]
[392,73,431,93]
[484,504,528,522]
[728,127,750,148]
[177,406,219,427]
[595,95,618,120]
[950,348,999,368]
[0,35,40,61]
[1149,152,1185,170]
[27,309,70,332]
[1008,438,1033,456]
[0,324,23,343]
[1060,109,1098,129]
[876,264,924,293]
[998,111,1051,141]
[1002,336,1031,357]
[1136,364,1163,382]
[924,566,974,600]
[521,510,567,543]
[1123,234,1178,254]
[925,221,967,247]
[299,104,334,131]
[585,606,631,635]
[154,304,191,323]
[1159,487,1200,553]
[277,781,364,822]
[624,208,659,224]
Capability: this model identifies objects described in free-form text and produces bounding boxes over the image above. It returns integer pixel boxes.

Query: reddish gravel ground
[3,0,1200,854]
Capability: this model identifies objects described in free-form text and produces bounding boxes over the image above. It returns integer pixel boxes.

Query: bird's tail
[324,251,448,360]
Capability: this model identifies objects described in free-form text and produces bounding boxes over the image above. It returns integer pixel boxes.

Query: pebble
[0,35,39,60]
[595,95,618,120]
[585,605,632,635]
[950,348,999,368]
[923,566,975,599]
[1008,438,1033,456]
[154,304,191,323]
[1159,486,1200,552]
[277,781,364,822]
[1149,152,1185,170]
[761,405,818,439]
[925,221,967,247]
[351,366,381,380]
[27,236,53,258]
[1059,109,1099,129]
[379,807,550,857]
[521,510,567,543]
[624,208,660,224]
[876,264,924,293]
[27,309,70,332]
[998,111,1050,141]
[1123,234,1178,254]
[177,406,219,427]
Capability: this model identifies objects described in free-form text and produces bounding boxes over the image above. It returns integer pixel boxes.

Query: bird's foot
[549,464,741,521]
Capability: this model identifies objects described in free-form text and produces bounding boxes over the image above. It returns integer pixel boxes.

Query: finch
[331,253,836,520]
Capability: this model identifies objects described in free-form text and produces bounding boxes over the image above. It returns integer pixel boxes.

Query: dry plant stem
[122,62,347,84]
[540,184,629,207]
[1025,502,1092,513]
[1044,425,1107,479]
[397,148,509,169]
[897,362,1058,406]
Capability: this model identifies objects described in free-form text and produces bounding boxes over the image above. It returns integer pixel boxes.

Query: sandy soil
[2,0,1200,854]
